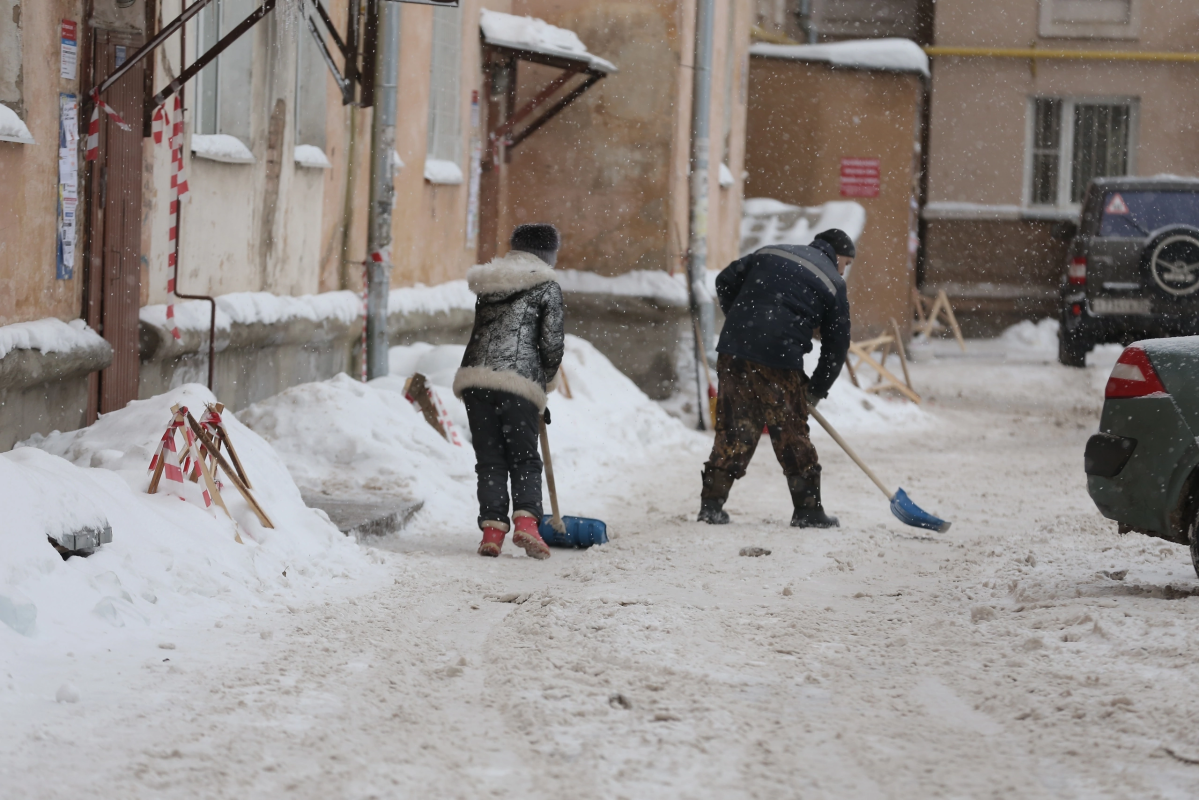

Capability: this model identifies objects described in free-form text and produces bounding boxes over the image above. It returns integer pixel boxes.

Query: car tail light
[1105,345,1168,399]
[1068,257,1087,285]
[1071,303,1082,316]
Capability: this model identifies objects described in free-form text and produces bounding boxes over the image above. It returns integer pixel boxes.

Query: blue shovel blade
[890,488,952,533]
[539,515,609,549]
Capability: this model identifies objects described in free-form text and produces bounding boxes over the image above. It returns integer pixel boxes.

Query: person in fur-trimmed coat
[453,224,565,559]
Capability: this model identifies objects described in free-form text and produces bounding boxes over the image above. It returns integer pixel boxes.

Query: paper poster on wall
[840,157,880,198]
[61,20,78,80]
[57,94,79,280]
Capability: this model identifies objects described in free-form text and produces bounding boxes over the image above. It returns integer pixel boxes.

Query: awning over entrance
[476,11,616,261]
[479,10,615,153]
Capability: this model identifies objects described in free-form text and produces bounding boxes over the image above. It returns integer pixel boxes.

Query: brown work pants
[702,354,820,499]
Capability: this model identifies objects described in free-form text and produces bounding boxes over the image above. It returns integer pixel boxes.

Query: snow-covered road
[6,343,1199,799]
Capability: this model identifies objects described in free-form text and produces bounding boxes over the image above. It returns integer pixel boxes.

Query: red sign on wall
[840,157,880,198]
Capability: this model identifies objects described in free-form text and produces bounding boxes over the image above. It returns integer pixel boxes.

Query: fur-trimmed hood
[467,251,558,297]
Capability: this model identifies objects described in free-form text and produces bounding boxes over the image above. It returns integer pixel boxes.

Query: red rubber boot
[477,522,507,557]
[512,514,551,560]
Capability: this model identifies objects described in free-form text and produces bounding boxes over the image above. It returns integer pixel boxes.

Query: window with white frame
[425,4,462,183]
[294,19,328,159]
[1028,97,1135,207]
[1039,0,1139,40]
[195,0,254,148]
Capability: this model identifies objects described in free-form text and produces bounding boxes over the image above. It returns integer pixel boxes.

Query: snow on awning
[480,9,616,75]
[750,38,929,77]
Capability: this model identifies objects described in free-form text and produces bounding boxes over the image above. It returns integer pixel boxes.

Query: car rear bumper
[1087,396,1197,539]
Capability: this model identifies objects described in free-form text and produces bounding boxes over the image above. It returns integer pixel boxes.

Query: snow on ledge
[719,163,735,188]
[0,103,35,144]
[191,133,256,164]
[294,144,332,169]
[750,38,929,77]
[0,318,107,361]
[481,9,616,74]
[392,150,405,171]
[424,158,464,185]
[140,291,363,333]
[556,270,690,307]
[388,280,476,317]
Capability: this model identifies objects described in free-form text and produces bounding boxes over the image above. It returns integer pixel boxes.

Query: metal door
[86,30,145,417]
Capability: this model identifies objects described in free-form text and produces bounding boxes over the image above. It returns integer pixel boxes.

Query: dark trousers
[462,388,543,528]
[702,354,820,499]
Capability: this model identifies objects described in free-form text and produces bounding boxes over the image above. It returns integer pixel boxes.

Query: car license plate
[1090,297,1151,315]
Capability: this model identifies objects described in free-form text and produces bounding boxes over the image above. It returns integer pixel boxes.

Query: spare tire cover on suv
[1144,225,1199,297]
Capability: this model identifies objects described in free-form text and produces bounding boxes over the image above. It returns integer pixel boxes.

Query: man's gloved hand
[543,407,552,425]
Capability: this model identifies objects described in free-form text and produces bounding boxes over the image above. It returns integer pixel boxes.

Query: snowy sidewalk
[5,344,1199,798]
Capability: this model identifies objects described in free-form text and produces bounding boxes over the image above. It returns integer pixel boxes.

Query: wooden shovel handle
[539,417,565,531]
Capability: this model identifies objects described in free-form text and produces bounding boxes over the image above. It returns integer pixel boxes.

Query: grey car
[1058,176,1199,367]
[1086,336,1199,575]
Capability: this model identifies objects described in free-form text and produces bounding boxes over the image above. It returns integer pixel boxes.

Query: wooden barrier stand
[844,318,921,404]
[913,289,966,351]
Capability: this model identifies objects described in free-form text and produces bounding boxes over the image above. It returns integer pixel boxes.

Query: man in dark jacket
[454,224,565,559]
[698,229,855,528]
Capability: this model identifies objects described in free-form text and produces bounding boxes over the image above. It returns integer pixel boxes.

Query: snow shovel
[808,405,952,533]
[537,417,609,548]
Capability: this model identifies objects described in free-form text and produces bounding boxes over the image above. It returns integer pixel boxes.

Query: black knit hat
[813,228,855,258]
[511,223,561,254]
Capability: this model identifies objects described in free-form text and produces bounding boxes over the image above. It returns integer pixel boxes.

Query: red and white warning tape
[84,88,131,162]
[148,407,188,485]
[153,97,190,340]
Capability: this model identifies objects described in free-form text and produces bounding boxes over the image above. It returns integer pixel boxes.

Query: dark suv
[1058,176,1199,367]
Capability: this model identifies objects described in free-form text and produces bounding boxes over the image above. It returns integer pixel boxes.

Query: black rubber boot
[699,467,735,524]
[698,497,730,525]
[788,472,839,529]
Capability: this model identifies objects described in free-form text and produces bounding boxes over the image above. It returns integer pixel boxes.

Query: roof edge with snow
[480,9,617,74]
[750,38,929,77]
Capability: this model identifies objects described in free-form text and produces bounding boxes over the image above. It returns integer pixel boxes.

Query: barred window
[1028,97,1134,207]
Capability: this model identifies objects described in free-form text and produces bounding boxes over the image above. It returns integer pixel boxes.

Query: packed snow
[424,158,465,185]
[740,198,867,257]
[556,269,690,307]
[481,9,617,74]
[387,280,476,317]
[750,38,930,76]
[0,317,107,360]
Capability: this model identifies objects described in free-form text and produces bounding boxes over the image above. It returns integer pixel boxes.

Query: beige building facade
[923,0,1199,330]
[0,0,751,448]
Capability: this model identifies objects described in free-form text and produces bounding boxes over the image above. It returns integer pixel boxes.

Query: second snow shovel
[537,416,609,548]
[808,405,952,533]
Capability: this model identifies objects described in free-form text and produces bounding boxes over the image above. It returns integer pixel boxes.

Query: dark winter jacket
[453,251,565,411]
[715,241,851,400]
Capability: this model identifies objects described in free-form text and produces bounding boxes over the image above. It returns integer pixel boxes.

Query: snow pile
[750,38,929,76]
[243,335,705,539]
[388,280,476,317]
[556,269,690,307]
[0,318,108,360]
[740,198,867,257]
[1000,317,1061,353]
[239,374,477,533]
[481,9,616,73]
[140,290,362,333]
[804,340,929,433]
[2,385,372,656]
[191,133,256,164]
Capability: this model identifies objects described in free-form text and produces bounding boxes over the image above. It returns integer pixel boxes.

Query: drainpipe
[364,0,400,380]
[687,0,716,430]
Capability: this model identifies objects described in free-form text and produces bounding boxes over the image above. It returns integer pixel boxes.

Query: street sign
[840,157,880,198]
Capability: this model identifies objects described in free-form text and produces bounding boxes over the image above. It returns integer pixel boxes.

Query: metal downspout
[365,0,400,380]
[687,0,717,430]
